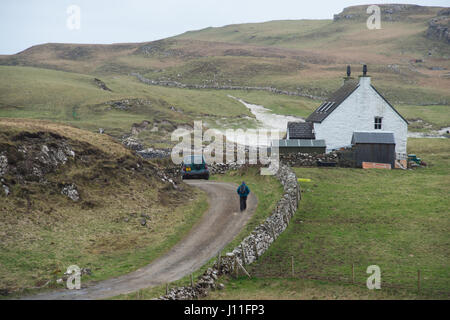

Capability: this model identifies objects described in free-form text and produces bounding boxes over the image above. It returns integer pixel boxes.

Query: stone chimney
[359,64,371,86]
[342,65,354,85]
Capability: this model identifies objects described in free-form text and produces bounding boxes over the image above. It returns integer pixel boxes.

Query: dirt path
[23,181,257,300]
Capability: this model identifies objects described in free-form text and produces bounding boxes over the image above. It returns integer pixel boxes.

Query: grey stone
[61,184,80,202]
[0,155,7,177]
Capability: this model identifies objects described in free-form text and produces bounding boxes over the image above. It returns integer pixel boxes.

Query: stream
[215,96,304,146]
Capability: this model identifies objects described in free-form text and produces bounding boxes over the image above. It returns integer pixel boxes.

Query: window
[374,117,382,130]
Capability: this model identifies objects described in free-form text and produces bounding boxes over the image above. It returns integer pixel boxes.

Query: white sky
[0,0,448,54]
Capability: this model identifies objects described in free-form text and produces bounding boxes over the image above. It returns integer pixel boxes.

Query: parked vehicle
[181,155,210,180]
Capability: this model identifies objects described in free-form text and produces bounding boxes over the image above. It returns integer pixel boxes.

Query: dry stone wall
[131,73,324,100]
[159,164,300,300]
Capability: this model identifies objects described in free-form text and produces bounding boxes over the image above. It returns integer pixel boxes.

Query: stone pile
[137,148,171,159]
[121,136,143,151]
[158,164,300,300]
[61,184,80,202]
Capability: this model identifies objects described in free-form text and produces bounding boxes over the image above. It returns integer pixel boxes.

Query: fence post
[234,255,238,278]
[352,263,355,284]
[217,251,221,269]
[291,256,295,277]
[166,283,169,295]
[191,273,194,288]
[417,270,421,292]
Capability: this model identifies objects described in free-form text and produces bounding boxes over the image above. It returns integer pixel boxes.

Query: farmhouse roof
[306,80,359,123]
[305,78,408,124]
[351,132,396,144]
[287,122,315,139]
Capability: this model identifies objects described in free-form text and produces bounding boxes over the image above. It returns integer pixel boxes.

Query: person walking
[237,181,250,212]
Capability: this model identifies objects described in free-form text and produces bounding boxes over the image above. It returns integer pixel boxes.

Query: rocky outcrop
[93,78,112,91]
[334,4,433,22]
[426,9,450,44]
[159,164,300,300]
[0,154,7,177]
[106,99,153,111]
[137,148,171,159]
[121,136,143,151]
[0,132,76,183]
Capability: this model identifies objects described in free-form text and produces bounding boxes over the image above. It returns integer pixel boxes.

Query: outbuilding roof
[272,139,326,148]
[351,132,396,144]
[287,122,315,139]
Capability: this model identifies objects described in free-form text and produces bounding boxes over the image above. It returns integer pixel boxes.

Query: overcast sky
[0,0,448,54]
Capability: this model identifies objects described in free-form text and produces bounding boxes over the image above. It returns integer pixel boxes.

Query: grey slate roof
[272,139,326,147]
[306,80,359,123]
[351,132,396,144]
[287,122,315,139]
[305,79,408,125]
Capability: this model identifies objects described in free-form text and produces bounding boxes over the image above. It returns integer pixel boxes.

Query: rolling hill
[0,4,448,107]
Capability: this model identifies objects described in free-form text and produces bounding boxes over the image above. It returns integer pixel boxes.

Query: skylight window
[323,102,334,112]
[318,102,331,112]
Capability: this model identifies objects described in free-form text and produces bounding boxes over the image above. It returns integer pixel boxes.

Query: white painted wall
[313,76,408,155]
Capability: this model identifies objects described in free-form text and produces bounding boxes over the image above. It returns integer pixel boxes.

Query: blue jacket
[237,184,250,197]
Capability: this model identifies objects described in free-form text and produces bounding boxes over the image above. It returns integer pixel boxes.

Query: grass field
[207,138,450,299]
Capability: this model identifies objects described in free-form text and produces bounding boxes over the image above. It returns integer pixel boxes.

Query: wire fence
[238,257,450,297]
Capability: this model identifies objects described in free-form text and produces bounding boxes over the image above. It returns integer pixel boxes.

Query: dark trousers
[240,196,247,211]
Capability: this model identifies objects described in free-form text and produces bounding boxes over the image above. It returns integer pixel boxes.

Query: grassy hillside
[0,65,258,146]
[207,138,450,299]
[0,119,208,296]
[0,5,448,106]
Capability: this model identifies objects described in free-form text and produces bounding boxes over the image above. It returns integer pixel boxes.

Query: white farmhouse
[304,66,408,156]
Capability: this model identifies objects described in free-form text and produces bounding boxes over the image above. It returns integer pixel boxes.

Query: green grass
[207,138,450,299]
[397,105,450,131]
[208,277,435,300]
